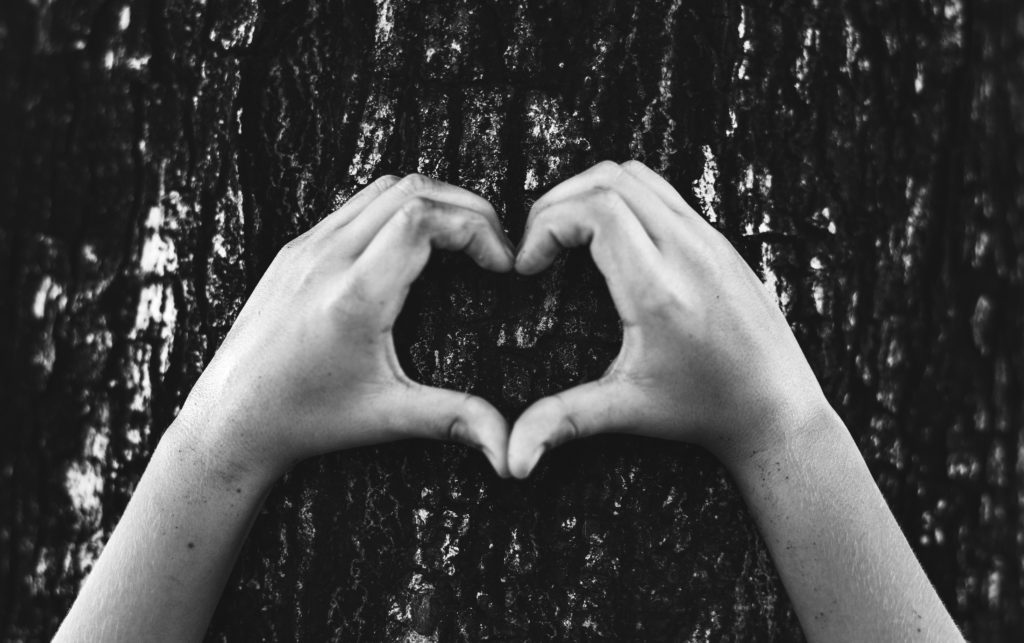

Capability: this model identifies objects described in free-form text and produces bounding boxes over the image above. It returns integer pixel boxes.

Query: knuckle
[272,245,321,291]
[374,174,401,190]
[643,280,692,319]
[530,205,559,232]
[397,196,436,231]
[330,273,378,316]
[460,211,487,233]
[591,160,624,186]
[550,394,582,443]
[446,394,483,444]
[445,416,462,442]
[279,230,310,254]
[589,185,627,215]
[620,159,648,174]
[681,225,727,263]
[397,172,437,194]
[459,392,484,414]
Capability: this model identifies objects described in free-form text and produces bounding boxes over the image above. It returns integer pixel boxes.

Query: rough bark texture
[2,0,1023,640]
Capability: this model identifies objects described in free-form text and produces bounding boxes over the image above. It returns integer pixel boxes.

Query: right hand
[507,161,832,478]
[174,174,516,480]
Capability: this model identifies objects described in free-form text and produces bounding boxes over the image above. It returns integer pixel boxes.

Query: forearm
[724,405,962,642]
[55,174,514,640]
[54,419,278,643]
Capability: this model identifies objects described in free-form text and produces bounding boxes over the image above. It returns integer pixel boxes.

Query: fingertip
[506,399,558,478]
[458,396,511,478]
[471,243,515,274]
[501,234,517,267]
[375,174,401,189]
[486,446,512,478]
[513,249,531,274]
[508,444,544,479]
[514,246,548,275]
[495,243,516,273]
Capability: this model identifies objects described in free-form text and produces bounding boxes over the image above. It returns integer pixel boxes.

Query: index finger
[341,174,510,257]
[524,161,683,247]
[318,174,402,231]
[515,188,666,326]
[345,197,515,322]
[619,160,703,220]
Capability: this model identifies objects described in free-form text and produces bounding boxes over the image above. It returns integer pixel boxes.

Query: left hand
[506,161,830,477]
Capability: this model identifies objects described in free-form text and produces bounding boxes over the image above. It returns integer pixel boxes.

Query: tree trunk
[2,0,1022,640]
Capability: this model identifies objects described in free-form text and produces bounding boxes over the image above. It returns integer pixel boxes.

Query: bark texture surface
[2,0,1023,640]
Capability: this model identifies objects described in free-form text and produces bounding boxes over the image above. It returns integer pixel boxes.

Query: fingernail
[514,244,528,266]
[478,446,511,479]
[527,446,546,476]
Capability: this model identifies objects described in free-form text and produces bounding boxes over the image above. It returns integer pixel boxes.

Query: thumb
[508,380,638,479]
[392,384,511,477]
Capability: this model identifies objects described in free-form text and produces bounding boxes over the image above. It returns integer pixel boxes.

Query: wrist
[165,394,288,492]
[713,394,843,476]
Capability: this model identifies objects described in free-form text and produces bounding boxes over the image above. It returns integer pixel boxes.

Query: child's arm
[54,174,516,642]
[509,160,964,642]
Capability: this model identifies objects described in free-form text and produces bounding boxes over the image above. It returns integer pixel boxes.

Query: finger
[340,174,511,256]
[618,160,702,220]
[515,188,664,324]
[348,196,514,317]
[527,161,679,244]
[390,385,510,477]
[319,174,402,230]
[507,381,639,478]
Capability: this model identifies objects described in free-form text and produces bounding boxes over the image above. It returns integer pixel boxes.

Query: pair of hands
[58,163,965,643]
[57,161,965,643]
[176,161,827,481]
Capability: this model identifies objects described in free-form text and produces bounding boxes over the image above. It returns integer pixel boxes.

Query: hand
[507,160,830,477]
[175,174,516,479]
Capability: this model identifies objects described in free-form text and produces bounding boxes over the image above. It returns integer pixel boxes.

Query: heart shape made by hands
[382,159,821,481]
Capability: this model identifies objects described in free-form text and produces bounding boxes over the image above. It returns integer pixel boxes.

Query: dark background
[2,0,1022,640]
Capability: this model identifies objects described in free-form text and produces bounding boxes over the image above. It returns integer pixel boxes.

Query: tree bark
[1,0,1022,640]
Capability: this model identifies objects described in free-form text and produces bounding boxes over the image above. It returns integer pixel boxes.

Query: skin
[54,163,963,642]
[508,161,964,642]
[54,174,516,642]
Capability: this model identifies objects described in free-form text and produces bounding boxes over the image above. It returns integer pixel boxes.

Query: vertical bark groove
[1,0,1021,640]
